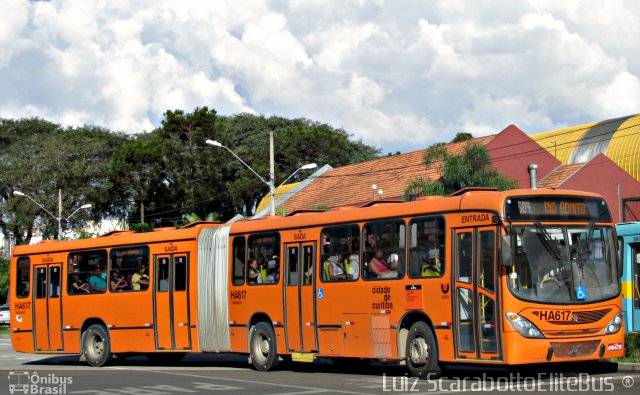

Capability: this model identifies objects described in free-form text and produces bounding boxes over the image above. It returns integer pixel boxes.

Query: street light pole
[13,190,92,240]
[269,131,276,216]
[206,138,277,215]
[277,163,318,188]
[206,138,317,217]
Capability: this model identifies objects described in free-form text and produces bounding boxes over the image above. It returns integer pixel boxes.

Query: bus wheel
[406,322,440,379]
[82,324,112,367]
[250,322,279,371]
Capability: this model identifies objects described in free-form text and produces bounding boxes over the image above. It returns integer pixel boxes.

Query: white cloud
[0,0,639,152]
[0,0,30,67]
[459,92,556,135]
[592,72,640,118]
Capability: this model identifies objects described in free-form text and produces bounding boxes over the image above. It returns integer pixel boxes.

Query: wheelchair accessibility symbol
[576,285,586,301]
[317,288,324,300]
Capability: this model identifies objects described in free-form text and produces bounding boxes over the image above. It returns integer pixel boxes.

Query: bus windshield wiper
[577,222,596,269]
[534,222,562,260]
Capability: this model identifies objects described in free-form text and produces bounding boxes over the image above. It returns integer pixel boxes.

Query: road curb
[617,363,640,372]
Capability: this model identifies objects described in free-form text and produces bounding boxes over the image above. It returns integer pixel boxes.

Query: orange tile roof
[538,164,584,189]
[282,135,495,213]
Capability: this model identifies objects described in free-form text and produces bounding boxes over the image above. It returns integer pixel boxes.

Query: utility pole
[269,131,276,216]
[57,189,62,239]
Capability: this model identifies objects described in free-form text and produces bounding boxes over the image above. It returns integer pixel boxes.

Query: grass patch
[0,325,9,336]
[613,333,640,363]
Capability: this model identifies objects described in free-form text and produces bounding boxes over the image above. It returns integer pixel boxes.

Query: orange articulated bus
[9,188,624,378]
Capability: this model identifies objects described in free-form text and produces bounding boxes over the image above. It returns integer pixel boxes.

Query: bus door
[153,254,192,351]
[453,227,501,361]
[283,242,317,353]
[32,264,63,351]
[632,243,640,332]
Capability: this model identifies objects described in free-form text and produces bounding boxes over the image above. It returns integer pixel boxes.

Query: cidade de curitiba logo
[8,371,73,395]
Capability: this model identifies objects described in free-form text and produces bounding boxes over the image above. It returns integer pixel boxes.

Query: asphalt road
[1,335,639,394]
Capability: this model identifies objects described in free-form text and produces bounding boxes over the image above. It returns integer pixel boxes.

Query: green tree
[116,111,381,223]
[218,114,380,217]
[0,257,8,302]
[404,142,517,199]
[451,132,474,143]
[182,212,220,224]
[110,107,226,225]
[0,120,127,243]
[403,177,446,201]
[1,110,380,241]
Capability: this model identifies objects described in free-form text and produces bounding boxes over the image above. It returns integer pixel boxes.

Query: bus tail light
[505,312,544,338]
[603,312,623,335]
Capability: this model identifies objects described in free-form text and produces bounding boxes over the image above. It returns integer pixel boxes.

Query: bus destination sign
[505,196,611,221]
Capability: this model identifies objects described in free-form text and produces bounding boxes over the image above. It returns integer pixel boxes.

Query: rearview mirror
[501,235,512,267]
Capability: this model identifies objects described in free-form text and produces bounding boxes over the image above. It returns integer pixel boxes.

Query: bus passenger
[328,255,347,280]
[110,270,128,291]
[131,265,149,291]
[248,259,262,284]
[71,274,89,293]
[421,258,441,277]
[380,254,400,278]
[112,256,124,270]
[368,250,389,278]
[89,264,107,292]
[347,254,360,280]
[266,259,279,284]
[259,260,268,283]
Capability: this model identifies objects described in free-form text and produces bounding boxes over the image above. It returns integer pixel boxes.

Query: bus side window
[110,246,150,292]
[363,220,405,280]
[174,256,187,291]
[232,237,246,285]
[320,225,360,282]
[408,217,445,278]
[16,257,30,298]
[479,230,495,292]
[68,250,108,294]
[158,257,169,291]
[49,266,60,298]
[247,233,280,285]
[457,232,472,283]
[35,267,47,299]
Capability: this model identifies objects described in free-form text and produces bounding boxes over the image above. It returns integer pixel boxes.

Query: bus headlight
[603,312,623,335]
[505,312,544,338]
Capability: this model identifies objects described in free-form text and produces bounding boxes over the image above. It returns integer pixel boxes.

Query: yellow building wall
[531,114,640,182]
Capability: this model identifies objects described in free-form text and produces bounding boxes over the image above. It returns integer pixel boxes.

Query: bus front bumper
[502,331,625,364]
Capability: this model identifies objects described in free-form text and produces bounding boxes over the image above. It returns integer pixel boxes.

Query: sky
[1,0,639,154]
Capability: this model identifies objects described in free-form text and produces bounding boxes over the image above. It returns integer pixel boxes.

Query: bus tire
[250,322,279,371]
[81,324,112,367]
[406,322,440,379]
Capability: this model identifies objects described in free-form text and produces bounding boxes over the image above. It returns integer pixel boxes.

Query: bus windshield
[508,224,619,304]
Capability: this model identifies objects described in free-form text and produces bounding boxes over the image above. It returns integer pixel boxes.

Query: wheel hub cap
[409,337,429,366]
[260,338,269,355]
